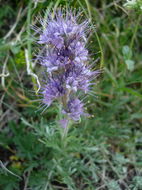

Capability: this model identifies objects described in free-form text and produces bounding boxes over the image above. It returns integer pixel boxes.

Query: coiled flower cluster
[36,9,98,125]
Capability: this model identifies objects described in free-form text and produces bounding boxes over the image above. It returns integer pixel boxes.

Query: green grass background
[0,0,142,189]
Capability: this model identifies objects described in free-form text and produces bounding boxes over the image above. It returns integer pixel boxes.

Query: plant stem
[130,14,141,50]
[62,119,71,139]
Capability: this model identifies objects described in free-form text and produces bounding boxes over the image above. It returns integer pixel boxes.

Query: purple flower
[64,63,97,93]
[42,77,65,106]
[38,10,88,48]
[63,98,84,121]
[35,9,99,122]
[69,41,88,63]
[38,41,88,73]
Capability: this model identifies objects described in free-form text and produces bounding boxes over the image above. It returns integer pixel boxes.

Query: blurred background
[0,0,142,189]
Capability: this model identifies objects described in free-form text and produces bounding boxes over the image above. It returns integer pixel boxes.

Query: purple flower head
[38,38,89,73]
[38,9,88,48]
[64,63,96,93]
[39,48,70,73]
[42,77,65,106]
[69,41,88,63]
[63,98,84,121]
[35,8,99,123]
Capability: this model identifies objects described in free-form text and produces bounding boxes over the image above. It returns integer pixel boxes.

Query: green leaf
[122,45,132,59]
[118,87,142,99]
[125,59,135,71]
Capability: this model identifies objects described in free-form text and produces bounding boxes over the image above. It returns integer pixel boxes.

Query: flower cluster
[36,9,98,124]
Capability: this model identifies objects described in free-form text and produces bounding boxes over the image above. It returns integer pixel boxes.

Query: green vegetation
[0,0,142,189]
